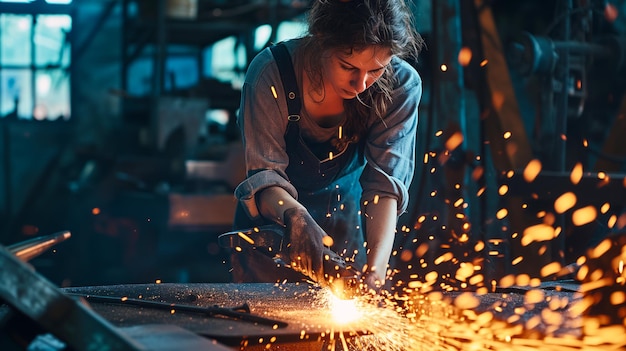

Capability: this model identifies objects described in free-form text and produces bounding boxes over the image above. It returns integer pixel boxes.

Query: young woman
[231,0,424,292]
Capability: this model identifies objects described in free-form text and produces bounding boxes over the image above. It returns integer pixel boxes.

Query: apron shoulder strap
[269,43,302,119]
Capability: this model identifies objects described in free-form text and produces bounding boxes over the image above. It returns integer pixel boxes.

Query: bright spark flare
[328,293,362,325]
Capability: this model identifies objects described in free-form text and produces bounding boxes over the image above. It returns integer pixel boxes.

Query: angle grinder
[219,224,360,299]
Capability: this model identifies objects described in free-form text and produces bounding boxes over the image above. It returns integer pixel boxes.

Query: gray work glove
[283,207,329,284]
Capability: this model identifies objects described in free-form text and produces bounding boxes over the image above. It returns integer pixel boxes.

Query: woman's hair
[299,0,424,141]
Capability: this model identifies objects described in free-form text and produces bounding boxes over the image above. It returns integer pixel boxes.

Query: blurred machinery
[0,0,311,287]
[500,0,626,266]
[394,0,626,287]
[506,0,626,171]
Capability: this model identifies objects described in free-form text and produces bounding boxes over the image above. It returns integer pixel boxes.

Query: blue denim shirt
[235,39,422,222]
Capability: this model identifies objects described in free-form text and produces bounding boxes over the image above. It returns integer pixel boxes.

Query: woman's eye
[341,65,353,71]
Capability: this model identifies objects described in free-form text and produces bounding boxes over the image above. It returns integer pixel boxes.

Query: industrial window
[208,21,307,88]
[0,0,72,120]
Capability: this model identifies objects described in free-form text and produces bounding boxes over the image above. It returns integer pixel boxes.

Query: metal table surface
[60,281,594,350]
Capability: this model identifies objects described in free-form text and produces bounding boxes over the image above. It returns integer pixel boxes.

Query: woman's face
[323,45,393,100]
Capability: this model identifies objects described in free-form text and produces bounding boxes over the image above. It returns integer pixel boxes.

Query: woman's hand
[283,207,329,283]
[361,270,384,294]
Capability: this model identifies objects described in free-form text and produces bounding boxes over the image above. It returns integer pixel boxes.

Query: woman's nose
[350,72,368,93]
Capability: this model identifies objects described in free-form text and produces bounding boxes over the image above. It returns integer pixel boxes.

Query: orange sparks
[496,208,508,219]
[522,224,557,246]
[322,236,334,247]
[554,192,577,214]
[454,292,480,309]
[608,214,618,228]
[540,262,562,277]
[477,187,486,196]
[455,263,474,281]
[600,202,611,214]
[237,231,255,245]
[525,289,545,305]
[610,291,626,305]
[523,159,542,182]
[570,163,583,184]
[445,131,464,151]
[498,185,508,195]
[458,47,472,66]
[572,206,597,226]
[512,256,524,266]
[474,241,485,252]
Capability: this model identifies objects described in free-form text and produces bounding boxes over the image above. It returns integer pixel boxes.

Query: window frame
[0,1,74,121]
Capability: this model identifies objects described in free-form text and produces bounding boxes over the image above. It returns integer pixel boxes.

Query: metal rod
[7,230,71,262]
[68,293,289,328]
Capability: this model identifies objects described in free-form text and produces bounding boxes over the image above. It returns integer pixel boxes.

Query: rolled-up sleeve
[361,60,422,215]
[234,47,297,220]
[235,170,298,220]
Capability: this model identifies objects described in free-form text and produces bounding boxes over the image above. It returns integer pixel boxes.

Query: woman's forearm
[363,196,398,279]
[257,186,304,224]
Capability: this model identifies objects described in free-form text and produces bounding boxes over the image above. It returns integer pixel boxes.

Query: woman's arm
[258,186,329,283]
[257,186,304,224]
[363,196,398,288]
[360,60,422,289]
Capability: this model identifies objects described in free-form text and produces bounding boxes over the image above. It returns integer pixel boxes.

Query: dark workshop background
[1,0,625,289]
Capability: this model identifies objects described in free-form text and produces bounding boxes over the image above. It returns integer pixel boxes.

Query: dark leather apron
[231,44,366,283]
